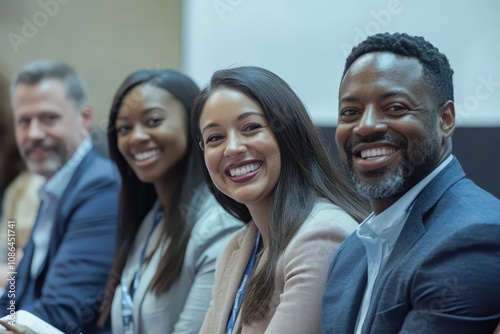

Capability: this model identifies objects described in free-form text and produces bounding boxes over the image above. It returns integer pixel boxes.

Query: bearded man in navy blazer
[322,33,500,334]
[0,60,119,333]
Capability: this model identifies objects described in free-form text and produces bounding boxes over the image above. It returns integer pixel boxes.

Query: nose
[353,106,388,137]
[27,119,46,140]
[129,124,149,144]
[224,131,246,157]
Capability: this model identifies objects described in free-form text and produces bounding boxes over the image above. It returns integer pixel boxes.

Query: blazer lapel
[362,157,467,332]
[131,246,161,332]
[14,238,35,305]
[17,201,47,302]
[374,157,466,285]
[323,234,368,333]
[213,223,258,332]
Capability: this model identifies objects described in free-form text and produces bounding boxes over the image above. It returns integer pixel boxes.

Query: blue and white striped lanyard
[226,232,261,334]
[121,206,163,334]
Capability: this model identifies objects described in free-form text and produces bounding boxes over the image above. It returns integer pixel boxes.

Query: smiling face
[336,52,452,213]
[199,87,281,212]
[12,79,91,179]
[115,84,188,186]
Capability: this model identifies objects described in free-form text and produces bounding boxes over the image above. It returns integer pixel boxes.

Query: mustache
[346,134,407,154]
[24,141,56,154]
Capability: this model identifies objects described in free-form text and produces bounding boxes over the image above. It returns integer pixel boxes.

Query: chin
[222,191,254,205]
[132,171,154,183]
[28,161,59,178]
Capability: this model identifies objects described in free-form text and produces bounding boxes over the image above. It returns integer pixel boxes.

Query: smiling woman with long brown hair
[192,66,368,334]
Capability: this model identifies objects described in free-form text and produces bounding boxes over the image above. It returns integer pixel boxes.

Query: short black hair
[343,32,454,107]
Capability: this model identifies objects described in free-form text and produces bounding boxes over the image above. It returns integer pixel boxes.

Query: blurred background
[1,0,498,197]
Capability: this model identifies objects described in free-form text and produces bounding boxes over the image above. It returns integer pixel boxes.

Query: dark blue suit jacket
[322,158,500,334]
[0,147,119,334]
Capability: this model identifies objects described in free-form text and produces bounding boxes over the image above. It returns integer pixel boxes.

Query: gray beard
[26,158,63,179]
[350,162,410,200]
[348,134,439,201]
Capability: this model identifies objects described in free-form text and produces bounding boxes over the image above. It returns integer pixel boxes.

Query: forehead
[203,88,262,115]
[12,79,75,115]
[121,84,170,106]
[13,79,68,105]
[199,88,265,131]
[340,52,426,96]
[118,84,184,117]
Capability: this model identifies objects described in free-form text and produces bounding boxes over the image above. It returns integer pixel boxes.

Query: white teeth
[134,149,160,161]
[360,148,395,159]
[229,163,261,177]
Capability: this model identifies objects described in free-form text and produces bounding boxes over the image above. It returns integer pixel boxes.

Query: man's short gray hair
[11,59,88,110]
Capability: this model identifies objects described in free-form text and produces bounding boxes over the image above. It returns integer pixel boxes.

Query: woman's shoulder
[211,221,257,268]
[190,189,244,237]
[288,198,358,247]
[305,198,359,232]
[281,199,358,269]
[187,186,245,249]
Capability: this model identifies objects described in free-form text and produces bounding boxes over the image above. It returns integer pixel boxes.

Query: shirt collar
[358,154,454,239]
[39,138,93,200]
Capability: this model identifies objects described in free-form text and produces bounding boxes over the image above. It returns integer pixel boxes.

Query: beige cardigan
[200,200,358,334]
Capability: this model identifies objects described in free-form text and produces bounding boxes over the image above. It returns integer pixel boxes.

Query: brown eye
[146,116,164,127]
[205,134,223,144]
[385,105,409,114]
[244,123,262,131]
[116,125,131,135]
[340,109,358,116]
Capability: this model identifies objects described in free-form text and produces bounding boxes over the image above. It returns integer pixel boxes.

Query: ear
[438,101,455,141]
[198,141,205,152]
[79,105,94,135]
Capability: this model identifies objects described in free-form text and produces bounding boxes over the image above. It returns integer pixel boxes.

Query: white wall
[183,0,500,127]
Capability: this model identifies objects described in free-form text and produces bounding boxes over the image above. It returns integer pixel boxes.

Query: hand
[0,320,40,334]
[494,320,500,334]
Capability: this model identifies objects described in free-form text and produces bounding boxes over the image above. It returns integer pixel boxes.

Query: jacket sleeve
[172,207,243,334]
[24,181,118,334]
[264,206,357,334]
[399,223,500,334]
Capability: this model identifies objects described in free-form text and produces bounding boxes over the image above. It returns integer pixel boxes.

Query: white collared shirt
[354,155,453,334]
[30,138,93,278]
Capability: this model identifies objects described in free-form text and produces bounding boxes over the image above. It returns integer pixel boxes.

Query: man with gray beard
[0,60,119,334]
[321,33,500,334]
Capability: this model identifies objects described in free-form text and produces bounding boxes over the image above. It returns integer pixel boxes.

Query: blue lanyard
[226,232,261,334]
[121,206,163,334]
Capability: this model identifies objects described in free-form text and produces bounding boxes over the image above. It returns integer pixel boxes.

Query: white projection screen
[183,0,500,127]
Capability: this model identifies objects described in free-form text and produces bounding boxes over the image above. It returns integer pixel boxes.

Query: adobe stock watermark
[403,277,467,333]
[7,0,72,54]
[455,74,500,124]
[339,0,410,57]
[5,220,17,326]
[213,0,243,21]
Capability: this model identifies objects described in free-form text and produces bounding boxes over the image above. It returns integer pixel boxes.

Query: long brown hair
[98,69,203,326]
[191,66,369,324]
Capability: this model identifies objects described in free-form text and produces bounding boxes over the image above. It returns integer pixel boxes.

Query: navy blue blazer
[322,158,500,334]
[0,147,120,334]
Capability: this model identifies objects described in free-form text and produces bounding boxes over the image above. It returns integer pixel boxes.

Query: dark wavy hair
[191,66,369,325]
[98,69,203,326]
[343,32,454,108]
